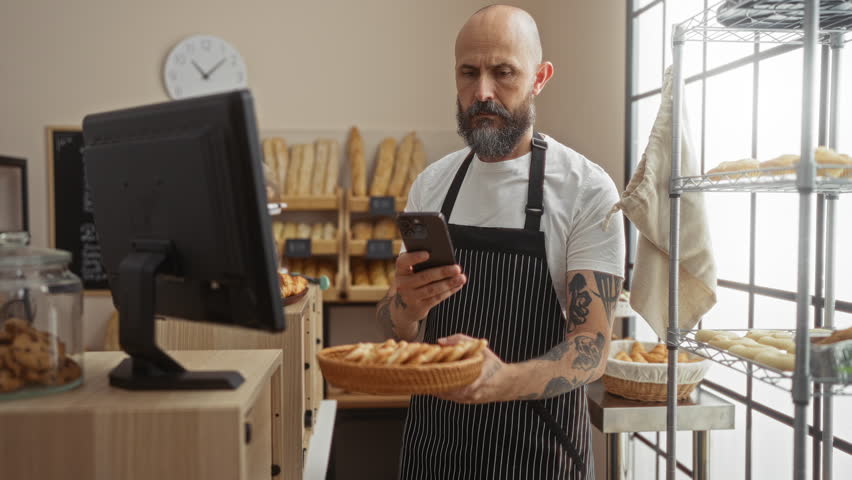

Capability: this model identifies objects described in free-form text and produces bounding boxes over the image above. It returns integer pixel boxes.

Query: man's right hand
[390,251,467,330]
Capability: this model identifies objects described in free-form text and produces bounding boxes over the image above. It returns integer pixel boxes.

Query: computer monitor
[82,90,284,390]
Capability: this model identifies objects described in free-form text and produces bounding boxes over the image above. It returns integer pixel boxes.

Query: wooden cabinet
[156,285,324,479]
[0,350,282,480]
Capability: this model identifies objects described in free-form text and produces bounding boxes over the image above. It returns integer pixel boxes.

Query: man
[377,5,624,479]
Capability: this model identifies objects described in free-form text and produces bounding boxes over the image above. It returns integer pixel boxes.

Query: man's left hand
[434,334,516,404]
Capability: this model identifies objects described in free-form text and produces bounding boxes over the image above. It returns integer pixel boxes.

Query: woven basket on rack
[317,344,484,395]
[603,340,711,402]
[602,375,698,402]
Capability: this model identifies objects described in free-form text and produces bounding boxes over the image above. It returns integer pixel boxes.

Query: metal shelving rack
[666,2,851,480]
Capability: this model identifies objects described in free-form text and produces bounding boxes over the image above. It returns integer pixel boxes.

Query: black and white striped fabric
[399,134,594,479]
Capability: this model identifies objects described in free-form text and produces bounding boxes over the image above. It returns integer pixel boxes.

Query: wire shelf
[677,330,851,396]
[676,1,852,45]
[672,165,852,193]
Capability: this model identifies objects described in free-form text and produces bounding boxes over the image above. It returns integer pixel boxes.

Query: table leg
[607,432,627,480]
[692,431,709,480]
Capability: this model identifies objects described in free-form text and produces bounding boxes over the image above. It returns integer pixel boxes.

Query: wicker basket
[601,375,698,402]
[602,340,710,402]
[317,344,484,395]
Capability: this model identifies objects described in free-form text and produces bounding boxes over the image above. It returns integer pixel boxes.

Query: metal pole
[692,431,709,480]
[607,433,625,480]
[794,2,819,480]
[667,25,685,480]
[821,31,844,480]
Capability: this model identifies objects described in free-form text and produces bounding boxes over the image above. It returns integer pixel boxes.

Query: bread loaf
[282,222,297,240]
[754,351,796,371]
[352,221,374,240]
[324,139,340,194]
[318,261,336,286]
[386,260,396,284]
[297,223,312,239]
[815,146,845,177]
[322,222,337,240]
[374,218,397,239]
[387,133,414,197]
[312,140,330,195]
[369,137,397,196]
[706,158,759,179]
[760,154,799,176]
[695,329,736,343]
[369,261,389,287]
[351,259,370,286]
[288,258,305,274]
[272,138,288,197]
[286,144,303,195]
[297,143,315,195]
[262,138,278,187]
[348,127,367,196]
[310,223,324,240]
[402,137,427,200]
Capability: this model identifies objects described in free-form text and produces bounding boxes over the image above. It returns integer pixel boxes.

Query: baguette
[311,139,330,195]
[272,138,288,198]
[324,139,340,194]
[402,137,426,200]
[369,137,397,196]
[348,127,367,196]
[286,144,303,195]
[297,143,315,196]
[387,133,415,197]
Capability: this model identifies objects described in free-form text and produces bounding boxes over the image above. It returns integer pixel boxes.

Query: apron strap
[528,400,586,476]
[440,133,549,230]
[524,132,548,232]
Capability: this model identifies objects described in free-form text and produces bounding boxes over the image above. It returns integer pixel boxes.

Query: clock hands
[191,60,208,79]
[203,58,227,79]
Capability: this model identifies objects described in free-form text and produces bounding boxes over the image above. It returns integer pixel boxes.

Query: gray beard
[456,96,535,159]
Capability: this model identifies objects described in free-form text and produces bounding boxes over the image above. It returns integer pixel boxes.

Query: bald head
[456,5,542,71]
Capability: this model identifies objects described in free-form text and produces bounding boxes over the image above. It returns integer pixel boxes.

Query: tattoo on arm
[518,376,584,400]
[533,341,570,362]
[393,293,407,310]
[377,295,393,331]
[592,272,621,322]
[572,332,605,371]
[567,274,592,333]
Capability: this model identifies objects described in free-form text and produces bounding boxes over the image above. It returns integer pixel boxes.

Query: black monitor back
[83,90,284,333]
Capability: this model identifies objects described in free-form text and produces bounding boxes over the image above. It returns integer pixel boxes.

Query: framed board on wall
[0,156,28,233]
[47,126,110,295]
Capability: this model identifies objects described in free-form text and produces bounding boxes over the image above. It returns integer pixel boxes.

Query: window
[626,1,852,478]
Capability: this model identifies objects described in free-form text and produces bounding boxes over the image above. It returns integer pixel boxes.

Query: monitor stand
[108,240,244,390]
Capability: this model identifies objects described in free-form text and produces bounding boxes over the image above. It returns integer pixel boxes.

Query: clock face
[163,35,248,100]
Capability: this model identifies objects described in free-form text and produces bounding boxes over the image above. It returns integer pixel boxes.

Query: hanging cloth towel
[607,66,716,339]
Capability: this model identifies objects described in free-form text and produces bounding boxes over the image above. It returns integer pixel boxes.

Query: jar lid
[0,232,71,268]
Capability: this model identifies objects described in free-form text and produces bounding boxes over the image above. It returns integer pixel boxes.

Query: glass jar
[0,232,83,399]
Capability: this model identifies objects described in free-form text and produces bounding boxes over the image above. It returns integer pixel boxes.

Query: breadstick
[273,138,288,198]
[348,127,367,196]
[311,139,329,195]
[446,340,479,362]
[463,339,489,359]
[388,342,421,365]
[408,345,442,365]
[387,133,414,197]
[297,143,315,195]
[369,137,397,196]
[324,139,340,194]
[286,144,303,195]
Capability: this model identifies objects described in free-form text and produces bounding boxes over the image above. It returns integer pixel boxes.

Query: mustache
[462,100,512,121]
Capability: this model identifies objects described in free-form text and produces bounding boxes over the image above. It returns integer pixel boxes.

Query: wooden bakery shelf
[279,188,343,211]
[347,192,406,214]
[327,389,411,409]
[347,286,389,303]
[322,269,345,302]
[348,238,403,257]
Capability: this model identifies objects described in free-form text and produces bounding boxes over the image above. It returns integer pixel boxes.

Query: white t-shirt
[405,133,625,316]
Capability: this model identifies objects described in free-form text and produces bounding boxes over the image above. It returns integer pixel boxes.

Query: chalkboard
[48,127,110,294]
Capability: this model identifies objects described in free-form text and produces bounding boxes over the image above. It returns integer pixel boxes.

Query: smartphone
[396,212,457,273]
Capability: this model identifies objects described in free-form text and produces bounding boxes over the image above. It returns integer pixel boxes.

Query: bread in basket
[603,340,711,402]
[317,338,486,395]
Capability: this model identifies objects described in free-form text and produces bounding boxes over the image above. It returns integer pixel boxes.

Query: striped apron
[399,134,594,479]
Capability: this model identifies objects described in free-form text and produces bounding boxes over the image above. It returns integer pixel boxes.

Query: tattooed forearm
[567,274,592,333]
[572,333,605,371]
[377,295,393,336]
[592,272,621,323]
[533,341,570,362]
[393,293,407,310]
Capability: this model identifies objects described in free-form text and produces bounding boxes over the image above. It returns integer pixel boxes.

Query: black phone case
[396,212,456,273]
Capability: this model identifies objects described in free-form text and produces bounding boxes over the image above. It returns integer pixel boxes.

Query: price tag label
[285,239,312,258]
[369,196,396,216]
[366,240,394,260]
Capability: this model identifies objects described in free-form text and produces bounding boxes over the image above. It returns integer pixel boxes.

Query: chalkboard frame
[0,155,28,233]
[47,126,111,297]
